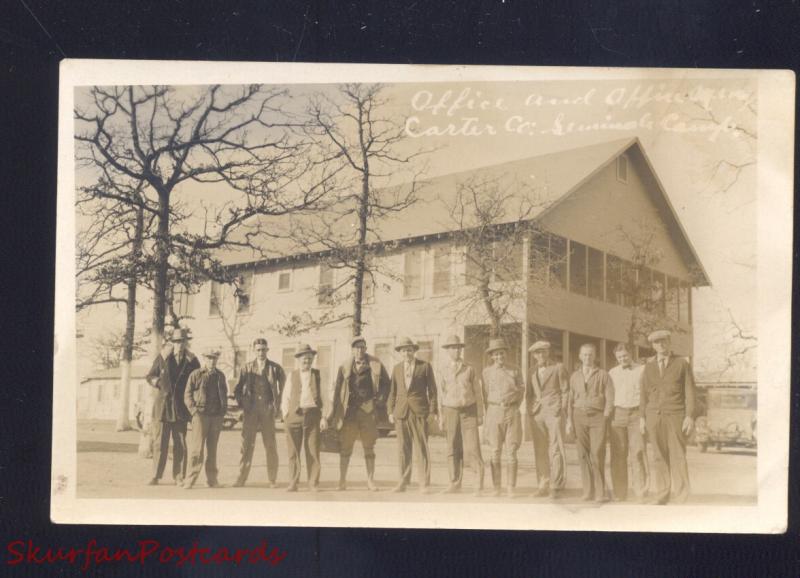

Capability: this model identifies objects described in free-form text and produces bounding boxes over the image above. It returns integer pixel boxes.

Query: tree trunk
[351,137,371,338]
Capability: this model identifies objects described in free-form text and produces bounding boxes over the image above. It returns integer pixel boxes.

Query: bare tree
[274,84,429,338]
[88,331,148,370]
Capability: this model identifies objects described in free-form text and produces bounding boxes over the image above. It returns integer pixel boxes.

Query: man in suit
[233,337,286,488]
[388,337,438,493]
[526,340,569,500]
[608,342,649,502]
[183,348,228,489]
[639,329,696,505]
[281,343,323,492]
[323,336,391,491]
[482,337,525,497]
[437,335,484,496]
[568,342,614,503]
[145,327,200,486]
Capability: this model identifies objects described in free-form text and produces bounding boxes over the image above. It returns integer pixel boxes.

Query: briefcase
[320,427,341,453]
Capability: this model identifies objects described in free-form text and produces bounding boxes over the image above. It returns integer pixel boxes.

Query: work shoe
[391,483,407,493]
[146,478,158,486]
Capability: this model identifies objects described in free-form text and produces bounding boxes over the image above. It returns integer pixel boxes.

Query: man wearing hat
[233,337,286,488]
[437,335,484,495]
[526,340,569,499]
[183,348,228,489]
[639,329,696,505]
[324,336,391,491]
[481,337,525,497]
[568,342,614,503]
[145,327,201,486]
[388,337,438,493]
[281,344,324,492]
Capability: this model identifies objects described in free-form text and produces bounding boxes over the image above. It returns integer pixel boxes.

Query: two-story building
[178,137,710,406]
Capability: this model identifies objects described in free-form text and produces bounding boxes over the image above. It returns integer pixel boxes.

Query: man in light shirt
[281,344,323,492]
[437,335,484,496]
[608,343,648,502]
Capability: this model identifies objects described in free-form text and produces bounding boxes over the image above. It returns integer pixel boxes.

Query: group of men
[144,327,695,505]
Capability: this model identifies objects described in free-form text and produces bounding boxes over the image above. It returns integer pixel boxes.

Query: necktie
[659,359,666,376]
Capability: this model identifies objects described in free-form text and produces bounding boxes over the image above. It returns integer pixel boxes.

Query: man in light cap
[388,337,438,493]
[325,336,391,491]
[526,340,569,499]
[640,329,696,504]
[145,327,200,486]
[282,344,323,492]
[481,337,525,497]
[233,337,286,488]
[183,348,228,489]
[437,335,484,495]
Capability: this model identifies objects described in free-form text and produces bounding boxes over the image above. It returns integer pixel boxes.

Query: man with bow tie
[639,329,696,505]
[281,344,324,492]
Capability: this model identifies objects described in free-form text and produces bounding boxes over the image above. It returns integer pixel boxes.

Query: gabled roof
[220,137,710,286]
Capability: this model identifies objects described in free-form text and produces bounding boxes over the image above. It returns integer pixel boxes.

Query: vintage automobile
[694,387,757,452]
[134,397,243,431]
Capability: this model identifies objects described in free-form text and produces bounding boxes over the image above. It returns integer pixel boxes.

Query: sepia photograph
[52,61,793,531]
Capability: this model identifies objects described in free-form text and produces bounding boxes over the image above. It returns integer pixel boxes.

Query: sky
[75,77,757,379]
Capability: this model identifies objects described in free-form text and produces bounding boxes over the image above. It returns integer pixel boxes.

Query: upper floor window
[173,285,194,317]
[569,241,587,296]
[209,280,223,317]
[278,270,292,292]
[318,263,335,305]
[432,245,452,295]
[616,154,629,183]
[235,271,253,314]
[403,249,423,298]
[587,247,605,300]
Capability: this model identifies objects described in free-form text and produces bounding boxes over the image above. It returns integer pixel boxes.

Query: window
[209,280,223,317]
[374,342,394,369]
[569,241,587,296]
[235,271,253,314]
[606,254,622,305]
[495,240,523,282]
[96,383,104,402]
[403,249,423,298]
[587,247,605,300]
[529,231,550,284]
[278,271,292,292]
[432,244,452,295]
[651,271,666,315]
[316,345,333,394]
[281,347,296,372]
[549,235,568,289]
[666,276,679,320]
[679,281,691,323]
[416,340,434,365]
[318,263,335,305]
[233,348,247,378]
[621,260,637,307]
[174,286,193,317]
[616,154,628,183]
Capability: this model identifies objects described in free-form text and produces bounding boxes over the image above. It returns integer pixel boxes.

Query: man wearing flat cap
[325,336,391,491]
[388,337,438,493]
[145,327,201,486]
[482,337,525,497]
[640,329,696,504]
[526,340,570,499]
[281,344,323,492]
[233,337,286,488]
[183,348,228,489]
[437,335,485,495]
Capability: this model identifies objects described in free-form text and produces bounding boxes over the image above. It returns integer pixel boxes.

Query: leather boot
[490,461,502,496]
[365,456,378,491]
[338,455,350,491]
[506,462,518,497]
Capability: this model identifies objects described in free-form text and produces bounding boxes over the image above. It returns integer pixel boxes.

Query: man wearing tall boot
[282,344,323,492]
[388,337,438,494]
[183,348,227,489]
[526,340,569,500]
[145,327,200,486]
[437,335,484,496]
[481,338,525,498]
[640,330,696,505]
[324,336,391,492]
[233,338,286,488]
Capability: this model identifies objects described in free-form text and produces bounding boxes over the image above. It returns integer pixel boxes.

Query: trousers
[186,413,223,486]
[646,411,690,503]
[285,407,321,487]
[338,407,378,459]
[572,408,607,500]
[151,420,187,480]
[443,404,483,487]
[239,404,279,484]
[609,407,648,501]
[530,410,566,490]
[485,405,522,465]
[396,412,431,487]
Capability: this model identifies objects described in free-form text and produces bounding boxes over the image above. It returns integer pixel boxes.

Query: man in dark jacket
[233,337,286,488]
[639,329,696,505]
[183,348,228,489]
[145,327,200,486]
[388,337,438,493]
